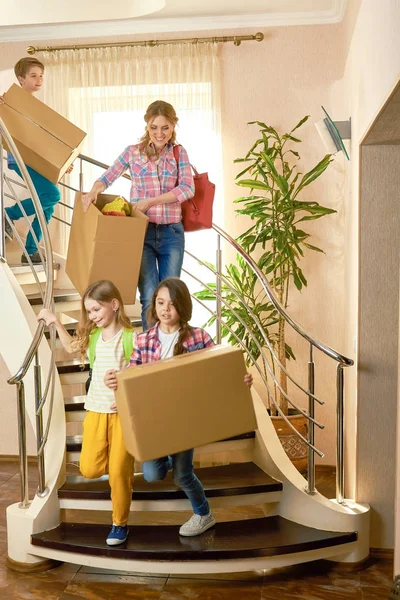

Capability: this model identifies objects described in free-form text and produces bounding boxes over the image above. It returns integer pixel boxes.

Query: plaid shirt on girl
[98,143,194,225]
[130,324,214,365]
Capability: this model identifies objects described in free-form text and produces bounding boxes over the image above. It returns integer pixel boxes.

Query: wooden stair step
[9,262,61,273]
[27,289,81,306]
[30,517,357,561]
[64,396,86,411]
[58,463,282,501]
[57,359,89,374]
[66,432,256,454]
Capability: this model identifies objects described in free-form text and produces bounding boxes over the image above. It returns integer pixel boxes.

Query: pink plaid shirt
[130,324,214,366]
[98,143,194,225]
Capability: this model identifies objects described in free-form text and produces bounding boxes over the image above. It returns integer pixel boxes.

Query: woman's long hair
[139,100,178,159]
[74,280,133,363]
[147,277,192,356]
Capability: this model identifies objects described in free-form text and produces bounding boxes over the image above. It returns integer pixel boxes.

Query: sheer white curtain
[43,44,222,324]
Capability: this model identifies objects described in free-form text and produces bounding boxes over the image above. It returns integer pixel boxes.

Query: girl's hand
[109,402,118,412]
[105,369,118,390]
[66,163,74,174]
[133,199,152,214]
[81,190,98,212]
[37,308,57,326]
[244,372,253,387]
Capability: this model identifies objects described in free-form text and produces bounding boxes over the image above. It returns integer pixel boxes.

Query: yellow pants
[80,411,134,526]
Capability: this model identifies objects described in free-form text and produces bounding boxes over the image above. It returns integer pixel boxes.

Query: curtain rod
[26,32,264,55]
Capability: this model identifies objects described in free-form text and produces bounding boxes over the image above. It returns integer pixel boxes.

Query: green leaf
[282,134,301,143]
[304,243,325,253]
[290,115,310,133]
[235,162,256,179]
[236,179,271,191]
[292,270,303,291]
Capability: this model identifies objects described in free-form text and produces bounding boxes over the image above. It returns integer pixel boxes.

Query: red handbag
[173,145,215,232]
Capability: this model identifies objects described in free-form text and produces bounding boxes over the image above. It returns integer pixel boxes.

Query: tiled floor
[0,460,394,599]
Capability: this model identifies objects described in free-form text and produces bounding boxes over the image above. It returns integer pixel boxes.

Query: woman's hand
[109,402,118,412]
[105,368,118,390]
[244,372,253,387]
[81,190,98,212]
[66,163,74,174]
[133,199,152,214]
[37,308,58,326]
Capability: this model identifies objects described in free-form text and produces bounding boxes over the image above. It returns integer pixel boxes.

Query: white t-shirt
[84,329,135,413]
[158,327,180,359]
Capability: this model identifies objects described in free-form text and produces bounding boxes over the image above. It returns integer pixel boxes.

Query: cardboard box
[66,193,148,304]
[115,345,257,461]
[0,84,86,184]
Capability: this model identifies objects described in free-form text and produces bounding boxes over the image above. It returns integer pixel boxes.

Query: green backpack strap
[88,327,102,369]
[122,329,134,363]
[89,327,133,368]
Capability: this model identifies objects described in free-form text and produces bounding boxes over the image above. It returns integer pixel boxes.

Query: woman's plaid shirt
[130,324,214,366]
[98,143,194,224]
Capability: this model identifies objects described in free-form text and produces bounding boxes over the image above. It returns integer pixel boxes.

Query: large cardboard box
[0,84,86,184]
[66,193,148,304]
[115,345,257,461]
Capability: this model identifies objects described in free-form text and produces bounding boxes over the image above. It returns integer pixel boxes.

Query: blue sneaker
[106,525,129,546]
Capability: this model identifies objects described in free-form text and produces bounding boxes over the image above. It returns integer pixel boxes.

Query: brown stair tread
[30,517,357,561]
[64,396,86,411]
[57,359,89,374]
[50,317,141,340]
[66,432,255,453]
[9,262,61,273]
[27,289,82,305]
[58,462,282,500]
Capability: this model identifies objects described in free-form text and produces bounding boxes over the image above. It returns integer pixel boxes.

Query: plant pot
[270,411,308,474]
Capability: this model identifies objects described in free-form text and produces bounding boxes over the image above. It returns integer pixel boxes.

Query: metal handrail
[1,117,55,506]
[212,223,354,368]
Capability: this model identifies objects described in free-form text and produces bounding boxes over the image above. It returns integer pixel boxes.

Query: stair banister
[0,116,55,505]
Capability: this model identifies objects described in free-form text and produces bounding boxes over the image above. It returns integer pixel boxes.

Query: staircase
[0,117,370,574]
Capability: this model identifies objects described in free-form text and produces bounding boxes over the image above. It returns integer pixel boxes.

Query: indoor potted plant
[195,116,335,471]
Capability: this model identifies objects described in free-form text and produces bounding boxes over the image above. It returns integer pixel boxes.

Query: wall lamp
[315,106,351,160]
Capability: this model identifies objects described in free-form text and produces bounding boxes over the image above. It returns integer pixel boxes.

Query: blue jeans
[6,164,61,255]
[138,221,185,329]
[142,449,210,516]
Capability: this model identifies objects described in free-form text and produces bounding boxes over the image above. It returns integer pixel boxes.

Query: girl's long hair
[139,100,178,159]
[147,277,192,356]
[74,280,133,363]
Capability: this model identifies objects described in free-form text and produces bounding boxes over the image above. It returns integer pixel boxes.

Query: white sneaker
[179,512,216,537]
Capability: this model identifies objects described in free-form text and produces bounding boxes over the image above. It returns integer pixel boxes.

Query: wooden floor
[0,460,394,599]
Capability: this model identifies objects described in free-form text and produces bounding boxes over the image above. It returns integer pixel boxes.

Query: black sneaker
[21,251,44,264]
[4,218,13,240]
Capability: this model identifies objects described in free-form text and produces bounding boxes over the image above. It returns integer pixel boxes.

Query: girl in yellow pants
[38,279,135,546]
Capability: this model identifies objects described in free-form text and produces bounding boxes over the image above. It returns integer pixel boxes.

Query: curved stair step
[27,289,82,306]
[57,359,89,374]
[31,517,357,561]
[59,462,282,502]
[66,432,256,454]
[64,396,86,411]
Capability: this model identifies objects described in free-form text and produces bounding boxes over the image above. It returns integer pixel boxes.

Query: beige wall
[330,0,400,551]
[0,349,36,456]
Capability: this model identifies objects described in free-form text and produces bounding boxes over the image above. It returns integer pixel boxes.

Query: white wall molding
[0,0,347,44]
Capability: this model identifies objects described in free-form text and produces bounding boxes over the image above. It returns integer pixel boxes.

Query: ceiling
[0,0,347,43]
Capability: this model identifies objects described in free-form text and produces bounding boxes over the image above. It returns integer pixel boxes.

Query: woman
[82,100,194,329]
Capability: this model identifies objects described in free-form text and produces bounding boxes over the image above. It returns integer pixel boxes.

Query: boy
[3,57,65,263]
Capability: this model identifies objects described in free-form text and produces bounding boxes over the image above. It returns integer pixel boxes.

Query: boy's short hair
[14,57,44,79]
